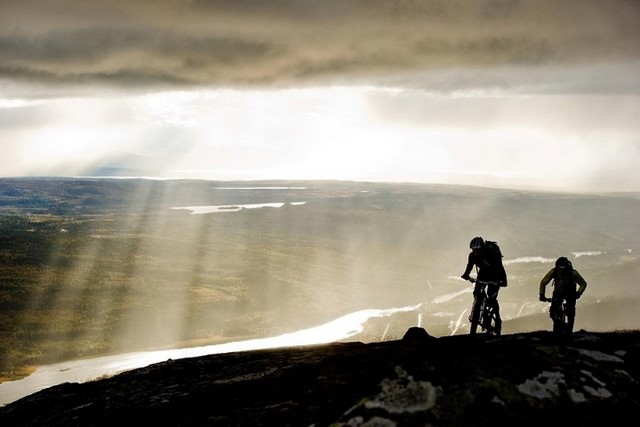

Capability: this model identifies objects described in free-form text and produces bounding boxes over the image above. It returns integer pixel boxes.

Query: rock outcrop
[1,329,639,426]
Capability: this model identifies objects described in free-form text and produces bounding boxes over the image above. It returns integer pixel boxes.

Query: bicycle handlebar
[466,277,499,287]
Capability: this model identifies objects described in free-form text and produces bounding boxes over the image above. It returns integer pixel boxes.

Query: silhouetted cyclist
[461,237,507,330]
[539,256,587,333]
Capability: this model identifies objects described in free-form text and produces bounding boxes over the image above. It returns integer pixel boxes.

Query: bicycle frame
[467,277,501,336]
[544,296,573,335]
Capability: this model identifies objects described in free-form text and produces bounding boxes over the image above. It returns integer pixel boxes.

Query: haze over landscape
[1,178,639,406]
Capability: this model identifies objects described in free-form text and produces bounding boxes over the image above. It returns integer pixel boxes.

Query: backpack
[484,240,503,259]
[484,240,507,286]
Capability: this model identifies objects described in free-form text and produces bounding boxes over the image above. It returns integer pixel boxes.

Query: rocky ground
[1,328,639,426]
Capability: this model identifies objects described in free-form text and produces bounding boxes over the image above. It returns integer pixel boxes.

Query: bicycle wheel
[485,302,501,336]
[469,297,483,335]
[566,314,575,334]
[551,302,565,334]
[490,306,502,336]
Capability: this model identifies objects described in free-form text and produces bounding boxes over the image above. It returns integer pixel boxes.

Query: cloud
[1,1,638,193]
[2,0,639,92]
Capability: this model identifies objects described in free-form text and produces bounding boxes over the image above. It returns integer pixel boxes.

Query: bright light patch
[1,86,638,191]
[0,304,422,405]
[0,99,46,109]
[132,91,202,128]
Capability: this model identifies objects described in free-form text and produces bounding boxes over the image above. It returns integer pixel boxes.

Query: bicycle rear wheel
[485,302,501,336]
[490,309,502,336]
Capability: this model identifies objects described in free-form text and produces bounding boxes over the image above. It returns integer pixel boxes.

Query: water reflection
[0,303,419,406]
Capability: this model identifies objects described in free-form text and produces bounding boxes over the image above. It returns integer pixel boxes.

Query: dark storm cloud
[1,0,639,90]
[0,29,276,86]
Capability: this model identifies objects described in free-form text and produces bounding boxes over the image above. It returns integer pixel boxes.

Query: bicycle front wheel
[469,297,483,335]
[551,302,567,334]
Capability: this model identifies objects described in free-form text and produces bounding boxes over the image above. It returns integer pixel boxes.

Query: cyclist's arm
[573,270,587,295]
[539,268,554,299]
[498,263,508,287]
[461,253,475,279]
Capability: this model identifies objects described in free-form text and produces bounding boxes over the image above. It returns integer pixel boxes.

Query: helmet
[470,237,484,250]
[555,256,572,269]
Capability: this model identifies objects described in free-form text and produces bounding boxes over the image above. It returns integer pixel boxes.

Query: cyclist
[461,237,508,328]
[539,256,587,333]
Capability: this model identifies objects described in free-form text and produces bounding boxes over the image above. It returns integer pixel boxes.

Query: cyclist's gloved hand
[575,292,582,299]
[461,274,470,281]
[539,295,546,302]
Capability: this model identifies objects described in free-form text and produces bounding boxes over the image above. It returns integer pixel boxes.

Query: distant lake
[171,185,309,214]
[171,202,307,214]
[214,187,307,190]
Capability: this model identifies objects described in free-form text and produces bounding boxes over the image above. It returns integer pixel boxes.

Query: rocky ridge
[1,328,639,426]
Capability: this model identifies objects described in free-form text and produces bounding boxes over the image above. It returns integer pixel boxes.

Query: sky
[1,0,639,193]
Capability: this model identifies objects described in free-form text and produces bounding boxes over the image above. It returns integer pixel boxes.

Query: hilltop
[1,328,639,426]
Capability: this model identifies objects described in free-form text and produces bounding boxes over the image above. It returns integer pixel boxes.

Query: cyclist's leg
[469,295,483,334]
[565,294,577,333]
[487,285,501,318]
[468,282,482,323]
[493,302,502,334]
[550,293,560,317]
[487,285,502,334]
[469,283,484,334]
[493,301,502,334]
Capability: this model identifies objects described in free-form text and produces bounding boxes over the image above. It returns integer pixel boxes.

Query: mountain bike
[467,277,501,336]
[542,295,574,335]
